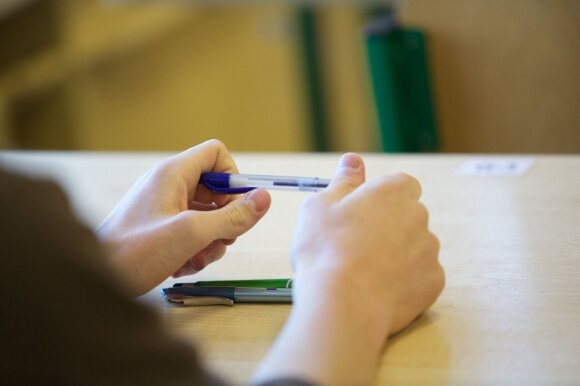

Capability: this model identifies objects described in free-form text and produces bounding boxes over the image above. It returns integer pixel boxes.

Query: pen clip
[164,293,234,306]
[162,287,235,306]
[199,172,255,194]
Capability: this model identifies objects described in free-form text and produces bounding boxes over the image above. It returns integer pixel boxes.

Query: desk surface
[1,152,579,385]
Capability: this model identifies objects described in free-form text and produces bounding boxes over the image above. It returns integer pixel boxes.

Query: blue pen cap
[200,172,255,194]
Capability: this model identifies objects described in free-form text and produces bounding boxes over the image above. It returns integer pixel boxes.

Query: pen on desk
[199,172,331,194]
[175,278,293,289]
[162,286,293,304]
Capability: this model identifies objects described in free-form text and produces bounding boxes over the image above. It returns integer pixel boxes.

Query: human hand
[291,152,444,335]
[97,140,271,296]
[253,153,444,385]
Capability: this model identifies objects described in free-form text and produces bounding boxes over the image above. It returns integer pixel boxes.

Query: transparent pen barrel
[230,174,330,192]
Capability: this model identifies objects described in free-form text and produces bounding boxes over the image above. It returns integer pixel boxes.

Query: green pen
[174,278,293,289]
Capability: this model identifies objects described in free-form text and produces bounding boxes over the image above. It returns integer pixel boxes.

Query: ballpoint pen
[162,286,293,305]
[199,172,331,194]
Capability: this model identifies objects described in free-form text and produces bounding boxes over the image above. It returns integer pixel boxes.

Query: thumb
[189,189,271,243]
[326,153,365,199]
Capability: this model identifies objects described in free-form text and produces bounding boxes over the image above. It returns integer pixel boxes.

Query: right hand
[291,152,445,336]
[97,140,271,296]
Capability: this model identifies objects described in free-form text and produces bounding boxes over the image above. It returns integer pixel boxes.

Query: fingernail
[339,153,361,170]
[245,189,270,213]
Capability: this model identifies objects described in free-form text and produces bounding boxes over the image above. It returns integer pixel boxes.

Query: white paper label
[455,158,534,176]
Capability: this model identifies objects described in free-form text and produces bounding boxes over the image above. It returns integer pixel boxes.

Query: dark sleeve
[0,168,226,386]
[0,167,317,386]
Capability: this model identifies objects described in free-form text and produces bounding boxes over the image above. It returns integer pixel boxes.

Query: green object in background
[298,8,329,152]
[365,17,439,152]
[175,279,294,289]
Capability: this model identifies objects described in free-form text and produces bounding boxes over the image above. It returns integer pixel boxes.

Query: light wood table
[1,152,579,385]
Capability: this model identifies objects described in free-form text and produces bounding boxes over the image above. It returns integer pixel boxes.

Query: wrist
[266,266,393,384]
[96,232,152,297]
[255,280,389,385]
[293,258,395,334]
[294,268,393,341]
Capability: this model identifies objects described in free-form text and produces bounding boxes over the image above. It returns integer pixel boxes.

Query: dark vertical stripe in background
[298,7,328,152]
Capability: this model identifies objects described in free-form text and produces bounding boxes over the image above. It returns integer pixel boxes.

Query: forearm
[253,275,390,385]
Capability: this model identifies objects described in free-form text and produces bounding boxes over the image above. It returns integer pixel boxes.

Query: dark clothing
[0,167,309,386]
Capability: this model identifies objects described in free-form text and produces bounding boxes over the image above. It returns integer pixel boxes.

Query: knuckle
[408,175,422,198]
[389,172,421,198]
[423,233,445,298]
[420,231,440,258]
[403,173,421,193]
[224,204,249,229]
[397,172,418,185]
[429,232,441,256]
[372,175,405,196]
[416,202,430,225]
[433,263,446,295]
[204,138,227,151]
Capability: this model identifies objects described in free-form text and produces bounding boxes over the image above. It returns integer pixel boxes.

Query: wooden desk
[1,152,579,385]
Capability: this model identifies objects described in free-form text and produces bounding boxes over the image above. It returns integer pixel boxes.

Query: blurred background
[0,0,578,153]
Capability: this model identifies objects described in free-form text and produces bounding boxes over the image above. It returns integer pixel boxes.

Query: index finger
[171,139,239,193]
[173,139,239,176]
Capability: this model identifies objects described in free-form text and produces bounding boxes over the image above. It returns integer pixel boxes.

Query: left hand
[97,140,271,296]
